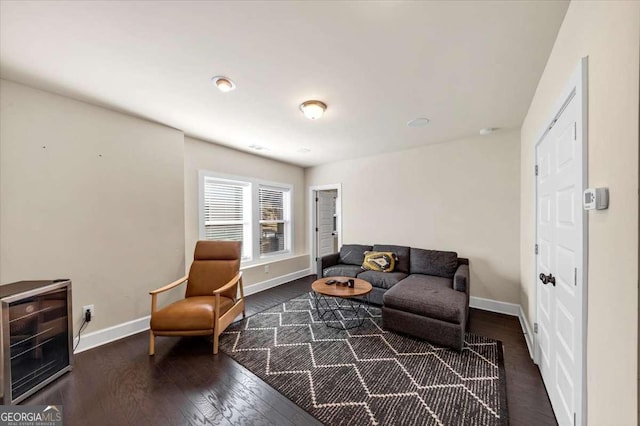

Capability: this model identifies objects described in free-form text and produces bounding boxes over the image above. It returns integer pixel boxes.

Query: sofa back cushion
[339,244,373,266]
[410,248,458,278]
[372,244,410,273]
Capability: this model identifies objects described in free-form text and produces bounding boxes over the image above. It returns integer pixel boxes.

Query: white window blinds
[259,186,288,255]
[199,171,292,263]
[203,178,251,258]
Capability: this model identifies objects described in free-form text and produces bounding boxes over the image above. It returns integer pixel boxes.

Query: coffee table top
[311,277,372,298]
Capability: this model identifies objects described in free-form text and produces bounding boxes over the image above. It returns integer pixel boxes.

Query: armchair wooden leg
[149,331,155,356]
[213,293,221,355]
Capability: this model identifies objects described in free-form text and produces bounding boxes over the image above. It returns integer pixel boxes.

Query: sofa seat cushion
[324,264,362,278]
[373,244,410,273]
[357,270,408,290]
[151,296,234,331]
[383,275,465,324]
[339,244,373,266]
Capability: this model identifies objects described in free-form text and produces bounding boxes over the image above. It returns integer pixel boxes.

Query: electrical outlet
[264,265,270,273]
[83,304,95,321]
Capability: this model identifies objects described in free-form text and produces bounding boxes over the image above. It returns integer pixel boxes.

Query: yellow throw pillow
[362,251,396,272]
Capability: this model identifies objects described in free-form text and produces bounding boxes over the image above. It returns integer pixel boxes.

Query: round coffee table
[311,277,373,330]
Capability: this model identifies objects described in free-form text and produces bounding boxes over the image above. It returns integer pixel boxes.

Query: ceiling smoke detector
[479,127,498,135]
[407,118,430,128]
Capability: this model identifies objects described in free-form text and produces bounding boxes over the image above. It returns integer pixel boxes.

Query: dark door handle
[539,273,556,286]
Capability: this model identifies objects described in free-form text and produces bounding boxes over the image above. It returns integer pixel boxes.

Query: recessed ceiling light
[211,76,236,92]
[300,100,327,120]
[407,118,430,128]
[479,127,498,135]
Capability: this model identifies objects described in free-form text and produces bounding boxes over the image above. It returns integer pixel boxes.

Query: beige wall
[0,79,186,334]
[183,136,309,289]
[306,130,521,304]
[520,2,639,424]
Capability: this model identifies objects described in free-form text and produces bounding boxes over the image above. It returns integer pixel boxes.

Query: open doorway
[309,184,342,275]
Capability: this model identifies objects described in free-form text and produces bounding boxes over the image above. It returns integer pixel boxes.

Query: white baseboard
[76,274,540,362]
[469,296,536,361]
[73,268,312,353]
[243,268,311,296]
[469,296,520,316]
[74,315,150,354]
[518,306,536,360]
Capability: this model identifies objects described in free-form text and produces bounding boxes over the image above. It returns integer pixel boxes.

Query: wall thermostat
[583,187,609,210]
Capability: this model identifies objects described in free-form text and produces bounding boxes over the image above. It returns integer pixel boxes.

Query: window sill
[240,252,297,270]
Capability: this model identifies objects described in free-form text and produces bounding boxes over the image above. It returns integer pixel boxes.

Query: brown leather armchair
[148,240,245,355]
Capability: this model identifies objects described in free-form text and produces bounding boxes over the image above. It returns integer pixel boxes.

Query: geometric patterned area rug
[219,293,509,426]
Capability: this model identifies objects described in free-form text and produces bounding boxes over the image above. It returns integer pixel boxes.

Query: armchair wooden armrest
[212,272,245,354]
[150,275,188,315]
[150,275,188,295]
[212,272,243,297]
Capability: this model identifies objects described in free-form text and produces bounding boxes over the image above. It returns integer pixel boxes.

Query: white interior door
[316,190,336,258]
[536,85,585,426]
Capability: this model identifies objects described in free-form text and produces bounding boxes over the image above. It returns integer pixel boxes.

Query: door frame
[533,57,588,425]
[309,184,342,275]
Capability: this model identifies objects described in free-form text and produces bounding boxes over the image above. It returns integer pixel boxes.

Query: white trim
[72,268,311,353]
[519,306,535,359]
[73,281,538,366]
[239,254,303,271]
[533,57,588,426]
[198,170,295,267]
[243,268,311,296]
[308,184,343,274]
[73,315,151,354]
[469,296,520,316]
[469,296,535,360]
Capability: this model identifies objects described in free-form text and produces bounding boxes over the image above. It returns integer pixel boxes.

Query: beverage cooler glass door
[1,281,73,404]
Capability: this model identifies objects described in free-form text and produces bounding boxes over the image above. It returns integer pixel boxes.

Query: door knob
[539,273,556,286]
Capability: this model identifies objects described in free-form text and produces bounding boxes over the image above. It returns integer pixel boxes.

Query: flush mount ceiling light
[299,100,327,120]
[407,117,430,128]
[211,76,236,92]
[479,127,498,135]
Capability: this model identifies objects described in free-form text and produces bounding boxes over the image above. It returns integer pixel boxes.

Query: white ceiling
[0,1,568,167]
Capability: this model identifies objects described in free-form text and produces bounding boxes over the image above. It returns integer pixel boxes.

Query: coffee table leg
[320,297,367,330]
[344,297,366,328]
[315,293,344,325]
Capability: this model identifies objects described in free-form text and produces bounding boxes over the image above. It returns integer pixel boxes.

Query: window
[259,186,289,256]
[199,171,292,264]
[202,177,252,259]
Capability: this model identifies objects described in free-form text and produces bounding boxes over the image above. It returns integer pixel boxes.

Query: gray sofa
[318,244,470,350]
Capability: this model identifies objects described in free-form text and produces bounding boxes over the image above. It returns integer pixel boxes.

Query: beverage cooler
[0,280,73,404]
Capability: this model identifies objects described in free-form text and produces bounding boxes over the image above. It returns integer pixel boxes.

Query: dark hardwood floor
[22,276,556,425]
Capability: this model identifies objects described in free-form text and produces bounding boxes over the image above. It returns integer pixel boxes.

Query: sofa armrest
[453,264,469,293]
[317,253,340,279]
